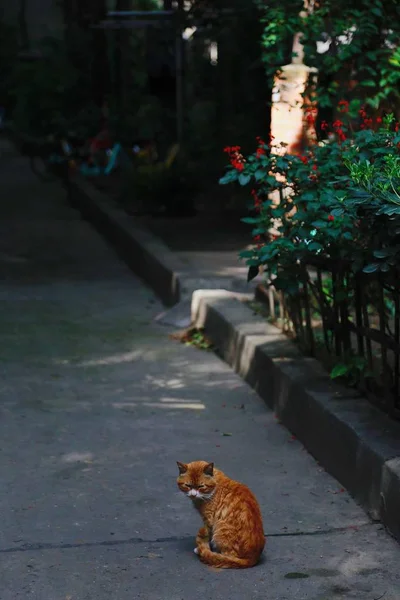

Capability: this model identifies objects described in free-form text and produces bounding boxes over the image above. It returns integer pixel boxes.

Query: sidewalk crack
[0,523,376,555]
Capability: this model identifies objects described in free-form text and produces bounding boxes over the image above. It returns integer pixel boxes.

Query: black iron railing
[260,260,400,420]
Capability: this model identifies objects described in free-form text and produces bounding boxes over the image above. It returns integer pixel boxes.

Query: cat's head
[176,461,216,500]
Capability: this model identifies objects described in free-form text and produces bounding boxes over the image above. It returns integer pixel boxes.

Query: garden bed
[220,110,400,423]
[253,276,400,422]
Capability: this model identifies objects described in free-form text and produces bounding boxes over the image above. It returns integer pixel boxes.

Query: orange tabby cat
[176,460,265,568]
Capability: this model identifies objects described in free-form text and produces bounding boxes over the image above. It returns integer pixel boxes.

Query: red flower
[306,113,315,125]
[395,122,399,132]
[328,215,334,222]
[224,145,245,171]
[359,106,367,119]
[256,147,266,158]
[338,100,349,113]
[253,234,264,249]
[321,120,329,132]
[312,164,318,171]
[299,155,308,164]
[332,119,346,142]
[376,117,382,124]
[223,145,241,154]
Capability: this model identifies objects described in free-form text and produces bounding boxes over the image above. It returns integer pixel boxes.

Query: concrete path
[1,140,400,600]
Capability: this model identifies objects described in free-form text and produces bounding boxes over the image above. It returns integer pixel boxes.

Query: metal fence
[260,259,400,420]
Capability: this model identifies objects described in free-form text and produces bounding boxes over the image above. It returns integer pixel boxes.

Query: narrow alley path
[1,140,399,600]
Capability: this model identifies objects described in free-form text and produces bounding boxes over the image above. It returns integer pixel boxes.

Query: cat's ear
[177,461,188,475]
[203,462,214,476]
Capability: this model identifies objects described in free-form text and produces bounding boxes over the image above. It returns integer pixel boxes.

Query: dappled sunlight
[61,452,94,463]
[144,375,185,390]
[112,398,205,411]
[65,350,142,367]
[212,266,248,277]
[338,551,380,578]
[53,349,161,367]
[184,362,228,375]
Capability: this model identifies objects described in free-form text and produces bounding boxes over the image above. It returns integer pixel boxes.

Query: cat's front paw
[193,547,199,555]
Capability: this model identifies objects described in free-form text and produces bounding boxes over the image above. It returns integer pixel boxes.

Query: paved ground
[1,140,400,600]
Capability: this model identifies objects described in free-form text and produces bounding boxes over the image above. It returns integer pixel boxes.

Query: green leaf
[284,572,310,580]
[373,250,390,259]
[331,364,349,379]
[361,80,376,87]
[255,169,265,181]
[241,217,260,224]
[247,266,260,282]
[239,173,251,186]
[380,207,400,216]
[246,259,261,267]
[330,208,344,217]
[327,228,341,239]
[308,242,323,251]
[363,263,379,273]
[219,170,238,185]
[299,191,316,202]
[239,250,256,259]
[311,220,327,228]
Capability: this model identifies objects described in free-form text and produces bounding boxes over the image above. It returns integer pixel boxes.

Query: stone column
[268,10,317,217]
[270,15,318,156]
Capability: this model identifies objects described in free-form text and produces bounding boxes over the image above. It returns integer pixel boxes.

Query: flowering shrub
[220,109,400,294]
[256,0,400,114]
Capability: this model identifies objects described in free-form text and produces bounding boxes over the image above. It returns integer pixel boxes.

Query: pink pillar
[269,25,318,212]
[271,35,317,155]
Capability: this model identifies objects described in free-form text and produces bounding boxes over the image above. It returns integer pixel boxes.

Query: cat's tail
[196,542,260,569]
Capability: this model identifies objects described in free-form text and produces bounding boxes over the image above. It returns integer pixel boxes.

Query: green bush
[220,106,400,293]
[257,0,400,114]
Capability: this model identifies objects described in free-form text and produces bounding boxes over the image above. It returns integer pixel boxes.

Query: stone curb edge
[192,290,400,543]
[67,175,187,307]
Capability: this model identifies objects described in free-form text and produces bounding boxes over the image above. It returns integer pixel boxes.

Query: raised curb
[192,291,400,542]
[68,175,186,306]
[66,173,256,307]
